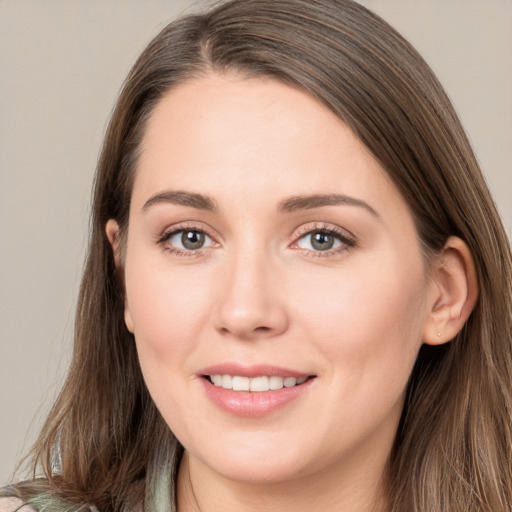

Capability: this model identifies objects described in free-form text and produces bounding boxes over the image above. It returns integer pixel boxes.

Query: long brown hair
[3,0,511,510]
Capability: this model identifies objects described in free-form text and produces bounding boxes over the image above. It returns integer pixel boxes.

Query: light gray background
[1,0,511,484]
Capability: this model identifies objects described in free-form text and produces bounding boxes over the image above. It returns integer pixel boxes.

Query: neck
[176,450,389,512]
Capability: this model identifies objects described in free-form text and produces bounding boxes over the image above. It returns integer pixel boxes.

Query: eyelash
[156,223,356,258]
[292,223,356,258]
[156,224,215,257]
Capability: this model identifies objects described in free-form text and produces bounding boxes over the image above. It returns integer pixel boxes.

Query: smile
[208,374,309,391]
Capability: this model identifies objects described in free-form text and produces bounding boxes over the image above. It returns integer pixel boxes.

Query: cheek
[123,254,216,430]
[282,251,428,455]
[293,248,427,387]
[123,252,213,364]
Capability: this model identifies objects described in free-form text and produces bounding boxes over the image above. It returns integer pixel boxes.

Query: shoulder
[0,497,35,512]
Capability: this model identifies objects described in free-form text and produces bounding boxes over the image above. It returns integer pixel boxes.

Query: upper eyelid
[156,221,356,246]
[290,223,357,254]
[292,222,355,240]
[158,222,217,240]
[157,225,217,255]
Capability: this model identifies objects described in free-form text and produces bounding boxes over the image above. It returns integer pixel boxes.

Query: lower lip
[200,377,315,417]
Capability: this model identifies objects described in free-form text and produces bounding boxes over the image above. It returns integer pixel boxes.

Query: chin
[188,434,316,485]
[208,456,310,485]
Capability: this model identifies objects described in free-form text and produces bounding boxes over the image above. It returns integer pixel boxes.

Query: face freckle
[122,73,432,488]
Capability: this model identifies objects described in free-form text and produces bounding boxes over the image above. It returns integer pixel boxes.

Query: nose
[214,249,289,341]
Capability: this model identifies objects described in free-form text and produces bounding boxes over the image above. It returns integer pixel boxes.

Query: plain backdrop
[1,0,511,484]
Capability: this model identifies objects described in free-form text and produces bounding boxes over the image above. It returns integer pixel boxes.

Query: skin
[106,74,477,512]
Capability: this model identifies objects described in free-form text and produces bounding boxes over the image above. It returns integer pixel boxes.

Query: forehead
[132,73,407,221]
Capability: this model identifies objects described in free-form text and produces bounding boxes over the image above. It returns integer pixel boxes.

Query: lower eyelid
[163,246,205,257]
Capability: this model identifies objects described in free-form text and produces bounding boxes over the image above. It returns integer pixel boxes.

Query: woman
[1,0,511,510]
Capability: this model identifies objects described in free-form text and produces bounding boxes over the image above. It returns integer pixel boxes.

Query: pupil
[182,230,205,250]
[311,232,334,251]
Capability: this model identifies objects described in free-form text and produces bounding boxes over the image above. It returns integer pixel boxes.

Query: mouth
[205,374,313,392]
[200,366,317,416]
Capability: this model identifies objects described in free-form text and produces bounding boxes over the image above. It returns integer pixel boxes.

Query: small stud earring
[437,332,441,337]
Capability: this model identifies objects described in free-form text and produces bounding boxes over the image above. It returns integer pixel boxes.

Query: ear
[105,219,134,333]
[423,236,478,345]
[106,219,122,268]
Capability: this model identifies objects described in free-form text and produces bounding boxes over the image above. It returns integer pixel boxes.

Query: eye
[293,225,356,256]
[296,231,343,251]
[161,228,216,253]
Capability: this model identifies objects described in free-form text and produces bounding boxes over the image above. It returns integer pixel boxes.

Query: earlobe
[423,236,478,345]
[105,219,134,334]
[124,308,134,333]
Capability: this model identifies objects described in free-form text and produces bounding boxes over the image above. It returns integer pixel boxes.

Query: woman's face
[118,74,435,485]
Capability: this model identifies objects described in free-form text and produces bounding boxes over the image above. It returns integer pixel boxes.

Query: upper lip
[199,363,314,379]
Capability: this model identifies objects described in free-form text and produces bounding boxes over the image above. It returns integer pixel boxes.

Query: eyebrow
[277,194,380,218]
[142,190,217,212]
[142,190,379,218]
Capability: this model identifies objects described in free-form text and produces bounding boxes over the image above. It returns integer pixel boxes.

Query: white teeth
[221,375,232,389]
[283,377,297,388]
[269,376,284,390]
[211,374,223,386]
[209,374,308,392]
[232,376,250,391]
[250,376,269,392]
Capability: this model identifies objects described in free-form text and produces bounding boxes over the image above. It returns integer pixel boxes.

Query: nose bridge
[215,239,288,339]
